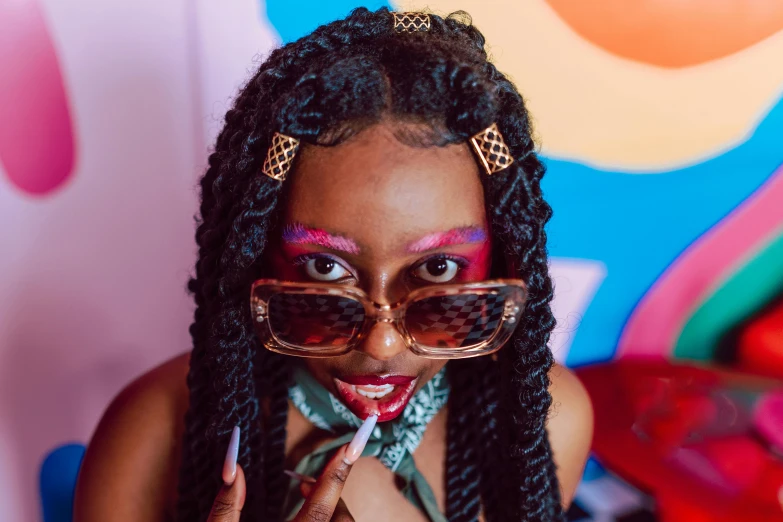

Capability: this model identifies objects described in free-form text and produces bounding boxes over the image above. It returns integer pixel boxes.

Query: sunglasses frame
[249,278,527,360]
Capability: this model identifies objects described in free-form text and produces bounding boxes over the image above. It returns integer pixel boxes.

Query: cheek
[267,245,311,281]
[304,359,331,379]
[268,253,300,280]
[424,360,448,382]
[457,242,491,281]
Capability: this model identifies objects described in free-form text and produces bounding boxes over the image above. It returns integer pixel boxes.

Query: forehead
[283,124,486,252]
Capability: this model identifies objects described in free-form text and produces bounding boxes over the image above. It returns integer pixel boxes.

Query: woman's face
[267,122,491,421]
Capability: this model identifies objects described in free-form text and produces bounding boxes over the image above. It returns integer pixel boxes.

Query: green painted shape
[674,231,783,361]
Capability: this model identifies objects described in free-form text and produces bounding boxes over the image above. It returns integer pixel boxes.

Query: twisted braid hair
[177,7,564,521]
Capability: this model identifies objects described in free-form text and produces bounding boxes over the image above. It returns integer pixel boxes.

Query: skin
[73,122,593,522]
[268,123,493,416]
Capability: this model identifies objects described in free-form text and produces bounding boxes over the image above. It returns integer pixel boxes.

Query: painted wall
[1,1,782,520]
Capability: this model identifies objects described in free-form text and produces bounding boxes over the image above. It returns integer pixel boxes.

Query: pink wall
[0,0,281,517]
[0,1,279,519]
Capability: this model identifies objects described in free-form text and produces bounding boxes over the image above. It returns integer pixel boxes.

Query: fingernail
[284,469,317,484]
[222,426,240,485]
[344,414,377,465]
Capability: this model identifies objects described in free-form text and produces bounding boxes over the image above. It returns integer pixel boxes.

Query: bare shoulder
[73,352,191,522]
[547,364,594,507]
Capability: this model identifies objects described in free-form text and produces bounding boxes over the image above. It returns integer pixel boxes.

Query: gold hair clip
[262,132,300,181]
[392,12,431,32]
[470,123,514,175]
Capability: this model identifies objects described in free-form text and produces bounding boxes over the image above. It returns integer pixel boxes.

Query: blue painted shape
[544,94,783,367]
[40,444,86,522]
[265,1,391,44]
[582,456,606,482]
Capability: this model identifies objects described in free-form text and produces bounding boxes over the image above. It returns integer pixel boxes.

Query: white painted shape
[574,474,648,515]
[192,0,280,151]
[548,258,607,364]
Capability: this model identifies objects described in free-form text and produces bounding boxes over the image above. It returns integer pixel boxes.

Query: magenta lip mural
[0,0,76,196]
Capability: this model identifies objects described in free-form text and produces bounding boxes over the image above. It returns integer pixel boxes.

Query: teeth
[351,384,395,400]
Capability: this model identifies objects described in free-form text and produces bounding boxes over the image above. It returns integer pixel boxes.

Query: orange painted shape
[544,0,783,67]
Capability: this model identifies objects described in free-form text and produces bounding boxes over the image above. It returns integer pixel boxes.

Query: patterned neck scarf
[285,364,450,522]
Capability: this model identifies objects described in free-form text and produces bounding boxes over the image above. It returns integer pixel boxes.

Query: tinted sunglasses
[250,279,527,359]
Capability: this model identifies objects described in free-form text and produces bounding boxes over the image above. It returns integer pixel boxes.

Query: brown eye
[427,259,448,276]
[304,257,350,281]
[314,258,334,274]
[413,257,460,283]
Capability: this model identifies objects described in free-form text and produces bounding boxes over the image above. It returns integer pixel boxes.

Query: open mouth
[333,374,419,422]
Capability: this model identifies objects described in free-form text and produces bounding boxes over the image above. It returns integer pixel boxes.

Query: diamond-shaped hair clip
[470,123,515,175]
[392,12,431,32]
[262,132,300,182]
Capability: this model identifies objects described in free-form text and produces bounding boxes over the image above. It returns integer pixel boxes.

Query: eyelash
[410,254,469,280]
[292,253,324,266]
[292,253,356,279]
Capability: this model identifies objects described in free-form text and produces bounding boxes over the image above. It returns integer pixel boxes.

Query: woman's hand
[207,414,377,522]
[207,426,244,522]
[289,443,360,522]
[207,463,246,522]
[289,414,377,522]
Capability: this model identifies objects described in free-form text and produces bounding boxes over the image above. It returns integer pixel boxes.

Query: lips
[336,375,416,386]
[334,374,418,422]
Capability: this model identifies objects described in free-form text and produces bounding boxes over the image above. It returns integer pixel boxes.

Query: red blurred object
[755,391,783,457]
[738,299,783,379]
[577,360,783,522]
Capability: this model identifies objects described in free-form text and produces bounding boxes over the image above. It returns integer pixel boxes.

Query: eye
[302,256,351,282]
[412,256,462,283]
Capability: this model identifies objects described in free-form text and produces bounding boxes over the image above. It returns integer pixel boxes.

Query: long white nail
[222,426,240,485]
[284,469,317,484]
[344,415,377,465]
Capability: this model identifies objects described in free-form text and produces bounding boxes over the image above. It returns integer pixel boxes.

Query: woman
[74,8,592,522]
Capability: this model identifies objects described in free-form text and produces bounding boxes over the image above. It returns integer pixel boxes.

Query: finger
[299,482,354,522]
[300,480,312,498]
[294,414,376,522]
[207,465,246,522]
[208,426,245,522]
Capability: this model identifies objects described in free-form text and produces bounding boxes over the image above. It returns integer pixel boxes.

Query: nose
[357,321,408,361]
[358,275,408,361]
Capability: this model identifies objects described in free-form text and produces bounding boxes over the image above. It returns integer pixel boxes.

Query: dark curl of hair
[176,7,564,522]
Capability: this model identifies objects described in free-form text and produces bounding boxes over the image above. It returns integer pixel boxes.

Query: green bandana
[285,364,450,522]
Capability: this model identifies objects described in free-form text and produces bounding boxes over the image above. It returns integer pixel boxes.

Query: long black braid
[177,8,564,521]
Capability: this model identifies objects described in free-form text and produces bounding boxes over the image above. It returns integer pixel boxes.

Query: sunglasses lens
[405,292,507,349]
[268,293,365,348]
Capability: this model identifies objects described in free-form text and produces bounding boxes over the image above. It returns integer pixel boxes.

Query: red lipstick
[334,374,418,422]
[336,375,415,386]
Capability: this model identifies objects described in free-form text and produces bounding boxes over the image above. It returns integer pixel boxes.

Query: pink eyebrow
[281,224,360,254]
[407,227,488,253]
